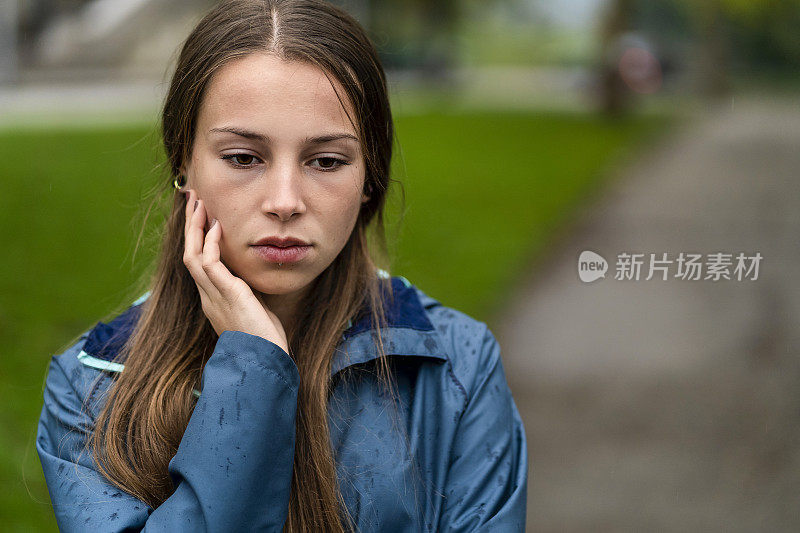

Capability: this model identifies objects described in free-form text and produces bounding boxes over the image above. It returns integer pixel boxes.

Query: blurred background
[1,0,798,531]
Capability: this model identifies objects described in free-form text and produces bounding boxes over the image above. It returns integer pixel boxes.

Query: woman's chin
[247,271,312,296]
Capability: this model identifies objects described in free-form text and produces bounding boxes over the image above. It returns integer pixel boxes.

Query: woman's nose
[260,162,306,221]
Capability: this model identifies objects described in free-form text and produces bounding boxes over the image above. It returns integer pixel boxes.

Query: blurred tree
[412,0,459,77]
[690,0,730,96]
[597,0,635,114]
[595,0,800,113]
[0,0,17,84]
[362,0,460,74]
[596,0,731,112]
[344,0,505,76]
[719,0,800,68]
[671,0,800,92]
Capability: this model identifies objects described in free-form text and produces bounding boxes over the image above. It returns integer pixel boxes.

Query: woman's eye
[310,156,350,172]
[221,153,259,168]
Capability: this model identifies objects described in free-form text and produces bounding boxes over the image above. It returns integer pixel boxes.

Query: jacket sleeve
[36,330,299,533]
[438,327,529,532]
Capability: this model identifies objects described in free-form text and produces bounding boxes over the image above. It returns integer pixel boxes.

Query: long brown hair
[86,1,401,530]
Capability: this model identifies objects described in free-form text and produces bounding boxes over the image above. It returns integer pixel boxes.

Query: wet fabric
[36,276,528,532]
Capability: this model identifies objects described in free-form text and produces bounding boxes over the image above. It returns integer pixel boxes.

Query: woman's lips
[252,244,311,263]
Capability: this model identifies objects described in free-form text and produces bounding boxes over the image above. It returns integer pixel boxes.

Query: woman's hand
[182,189,290,355]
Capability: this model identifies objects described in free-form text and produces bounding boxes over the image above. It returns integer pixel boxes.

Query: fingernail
[211,218,218,228]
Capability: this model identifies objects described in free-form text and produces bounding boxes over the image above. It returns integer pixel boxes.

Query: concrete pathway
[496,96,800,532]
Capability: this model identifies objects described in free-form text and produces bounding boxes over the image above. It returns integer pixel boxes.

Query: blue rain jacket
[36,275,528,532]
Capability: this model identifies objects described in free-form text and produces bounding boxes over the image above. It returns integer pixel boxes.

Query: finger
[184,190,203,259]
[183,188,195,241]
[186,197,206,258]
[204,218,222,264]
[180,195,223,322]
[201,218,240,294]
[184,199,218,297]
[182,188,196,265]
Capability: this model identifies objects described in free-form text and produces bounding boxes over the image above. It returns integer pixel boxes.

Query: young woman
[35,0,528,531]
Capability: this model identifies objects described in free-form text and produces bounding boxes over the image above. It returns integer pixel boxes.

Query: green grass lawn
[0,109,667,531]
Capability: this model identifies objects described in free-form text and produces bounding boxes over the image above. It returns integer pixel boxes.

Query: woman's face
[183,52,368,298]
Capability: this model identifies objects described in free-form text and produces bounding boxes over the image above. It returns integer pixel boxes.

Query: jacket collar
[80,276,448,377]
[331,276,448,376]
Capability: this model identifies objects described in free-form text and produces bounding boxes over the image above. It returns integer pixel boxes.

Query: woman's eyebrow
[209,127,358,145]
[305,133,359,145]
